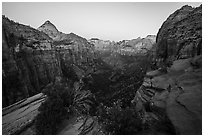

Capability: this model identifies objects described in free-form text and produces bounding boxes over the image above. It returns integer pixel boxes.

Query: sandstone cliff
[156,5,202,62]
[2,16,63,107]
[2,16,96,107]
[132,4,202,134]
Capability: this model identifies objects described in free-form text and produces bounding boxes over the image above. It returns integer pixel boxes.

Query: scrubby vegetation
[34,79,95,134]
[96,101,143,135]
[95,101,176,135]
[34,82,73,134]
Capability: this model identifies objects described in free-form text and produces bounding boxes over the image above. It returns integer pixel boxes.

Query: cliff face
[2,16,62,107]
[156,5,202,61]
[2,17,98,108]
[132,4,202,134]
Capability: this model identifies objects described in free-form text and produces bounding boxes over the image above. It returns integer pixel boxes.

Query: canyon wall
[155,5,202,62]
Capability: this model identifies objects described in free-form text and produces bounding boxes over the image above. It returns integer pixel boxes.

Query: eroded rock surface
[133,56,202,135]
[2,93,45,135]
[156,5,202,61]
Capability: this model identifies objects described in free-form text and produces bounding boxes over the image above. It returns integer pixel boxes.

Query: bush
[97,101,143,135]
[35,97,67,134]
[72,90,96,116]
[35,81,96,134]
[35,82,73,134]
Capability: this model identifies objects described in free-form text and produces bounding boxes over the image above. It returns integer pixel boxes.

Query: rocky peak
[37,20,59,39]
[38,20,58,31]
[44,20,52,24]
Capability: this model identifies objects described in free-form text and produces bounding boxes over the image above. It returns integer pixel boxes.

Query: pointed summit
[44,20,52,24]
[37,20,59,39]
[43,20,57,28]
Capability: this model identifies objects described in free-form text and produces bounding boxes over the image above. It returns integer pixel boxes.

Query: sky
[2,2,201,41]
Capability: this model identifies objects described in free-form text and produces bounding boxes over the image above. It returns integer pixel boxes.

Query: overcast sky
[2,2,201,41]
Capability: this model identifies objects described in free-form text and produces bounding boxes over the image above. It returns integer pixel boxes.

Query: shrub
[35,97,67,134]
[35,81,96,134]
[72,90,96,116]
[97,101,143,135]
[35,82,73,134]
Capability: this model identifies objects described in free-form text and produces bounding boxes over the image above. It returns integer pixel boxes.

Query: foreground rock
[133,56,202,135]
[2,93,45,135]
[58,116,102,135]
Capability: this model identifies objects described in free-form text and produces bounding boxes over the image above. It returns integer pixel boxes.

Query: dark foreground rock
[132,55,202,135]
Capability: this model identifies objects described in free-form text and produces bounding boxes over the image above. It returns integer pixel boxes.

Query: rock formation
[132,4,202,135]
[132,56,202,134]
[37,20,59,40]
[2,16,61,107]
[89,35,156,55]
[2,4,202,135]
[2,16,96,107]
[156,5,202,62]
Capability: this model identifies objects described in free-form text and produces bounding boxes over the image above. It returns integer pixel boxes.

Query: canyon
[2,4,202,135]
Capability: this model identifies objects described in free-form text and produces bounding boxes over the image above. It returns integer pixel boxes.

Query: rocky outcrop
[156,5,202,61]
[132,56,202,134]
[2,93,45,135]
